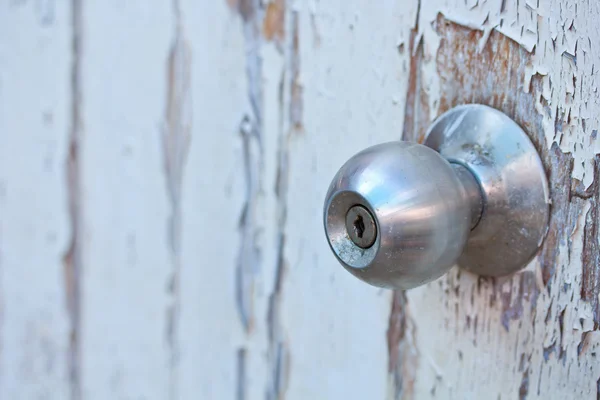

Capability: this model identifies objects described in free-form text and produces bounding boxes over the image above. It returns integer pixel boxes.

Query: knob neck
[451,163,483,230]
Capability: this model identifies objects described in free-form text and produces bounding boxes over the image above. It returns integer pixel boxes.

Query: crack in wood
[63,0,82,398]
[163,1,192,396]
[236,348,247,400]
[266,6,301,400]
[233,0,264,334]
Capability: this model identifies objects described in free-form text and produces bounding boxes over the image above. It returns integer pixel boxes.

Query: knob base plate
[424,104,549,277]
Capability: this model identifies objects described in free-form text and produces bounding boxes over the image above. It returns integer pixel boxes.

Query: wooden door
[1,0,598,399]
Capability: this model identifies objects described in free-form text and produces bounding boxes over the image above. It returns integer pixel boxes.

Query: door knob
[323,104,549,290]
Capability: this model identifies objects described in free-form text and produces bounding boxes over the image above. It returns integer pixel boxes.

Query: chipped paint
[266,236,289,400]
[402,2,600,397]
[410,0,599,189]
[3,0,600,398]
[263,0,285,45]
[232,0,264,333]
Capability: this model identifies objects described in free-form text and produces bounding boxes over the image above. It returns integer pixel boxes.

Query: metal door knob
[323,104,550,290]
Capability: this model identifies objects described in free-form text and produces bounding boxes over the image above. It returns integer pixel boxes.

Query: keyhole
[353,215,365,238]
[345,205,377,249]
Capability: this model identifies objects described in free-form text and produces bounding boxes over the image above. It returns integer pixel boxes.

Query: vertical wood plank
[0,2,72,398]
[79,2,174,398]
[176,1,248,398]
[280,1,412,398]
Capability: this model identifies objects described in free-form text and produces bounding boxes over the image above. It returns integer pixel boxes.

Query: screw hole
[353,215,365,239]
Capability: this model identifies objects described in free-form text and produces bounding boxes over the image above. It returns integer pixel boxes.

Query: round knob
[323,104,550,290]
[323,142,482,289]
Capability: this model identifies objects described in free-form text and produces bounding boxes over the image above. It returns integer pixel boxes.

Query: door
[0,0,598,399]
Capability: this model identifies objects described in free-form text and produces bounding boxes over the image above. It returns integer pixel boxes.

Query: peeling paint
[236,115,261,332]
[263,0,285,45]
[266,236,289,400]
[404,6,600,397]
[234,0,263,333]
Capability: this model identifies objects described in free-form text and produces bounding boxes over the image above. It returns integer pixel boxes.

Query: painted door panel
[0,0,598,399]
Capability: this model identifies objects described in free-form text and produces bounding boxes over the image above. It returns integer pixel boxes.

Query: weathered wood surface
[1,0,599,399]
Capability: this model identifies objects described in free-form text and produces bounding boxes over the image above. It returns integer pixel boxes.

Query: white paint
[79,2,174,398]
[0,1,71,398]
[2,0,599,399]
[177,1,248,398]
[412,0,600,188]
[399,0,600,398]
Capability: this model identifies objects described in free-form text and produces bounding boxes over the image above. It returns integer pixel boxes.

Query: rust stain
[230,0,263,334]
[266,235,290,400]
[263,0,285,43]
